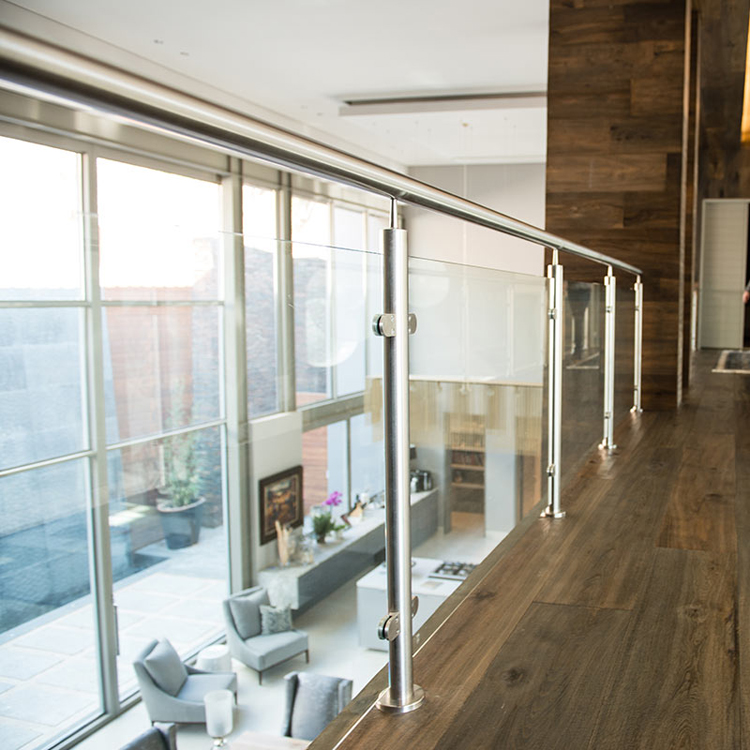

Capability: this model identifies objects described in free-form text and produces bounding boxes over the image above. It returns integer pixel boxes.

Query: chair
[222,586,309,684]
[281,671,353,741]
[133,639,237,724]
[119,722,177,750]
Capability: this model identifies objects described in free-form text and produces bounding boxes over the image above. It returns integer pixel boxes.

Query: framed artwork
[259,465,304,544]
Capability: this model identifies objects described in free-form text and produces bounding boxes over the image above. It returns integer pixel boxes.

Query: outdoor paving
[0,525,227,750]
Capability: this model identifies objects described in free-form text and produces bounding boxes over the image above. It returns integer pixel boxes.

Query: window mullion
[82,147,120,717]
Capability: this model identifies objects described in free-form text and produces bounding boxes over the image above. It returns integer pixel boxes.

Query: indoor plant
[156,432,205,549]
[311,491,346,544]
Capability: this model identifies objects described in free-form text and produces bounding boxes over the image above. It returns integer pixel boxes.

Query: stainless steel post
[375,207,424,714]
[600,267,617,450]
[542,251,565,519]
[631,276,643,413]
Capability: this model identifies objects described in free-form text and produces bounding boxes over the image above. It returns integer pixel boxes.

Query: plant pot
[157,497,205,549]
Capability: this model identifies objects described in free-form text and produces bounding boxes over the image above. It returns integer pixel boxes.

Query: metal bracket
[548,308,558,320]
[378,612,401,641]
[377,596,419,642]
[547,464,556,477]
[373,313,417,337]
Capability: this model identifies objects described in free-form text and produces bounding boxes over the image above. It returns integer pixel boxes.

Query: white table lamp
[204,689,234,748]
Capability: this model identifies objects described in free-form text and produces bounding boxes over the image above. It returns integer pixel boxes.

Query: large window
[96,158,227,698]
[243,185,280,417]
[0,120,391,750]
[0,137,101,749]
[0,139,231,748]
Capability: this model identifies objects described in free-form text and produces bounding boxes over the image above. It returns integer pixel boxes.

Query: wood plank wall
[697,0,750,202]
[546,0,693,410]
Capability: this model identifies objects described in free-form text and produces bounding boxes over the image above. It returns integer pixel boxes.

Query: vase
[316,533,327,545]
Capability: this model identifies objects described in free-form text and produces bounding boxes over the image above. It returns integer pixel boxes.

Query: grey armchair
[222,586,309,684]
[281,671,353,741]
[119,722,176,750]
[133,639,237,724]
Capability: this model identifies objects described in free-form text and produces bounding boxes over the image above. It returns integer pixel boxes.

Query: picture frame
[258,465,304,545]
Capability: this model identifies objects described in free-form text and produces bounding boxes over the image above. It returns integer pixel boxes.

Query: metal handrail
[0,27,642,276]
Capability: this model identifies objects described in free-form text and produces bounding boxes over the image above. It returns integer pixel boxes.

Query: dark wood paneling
[546,0,690,409]
[697,0,750,201]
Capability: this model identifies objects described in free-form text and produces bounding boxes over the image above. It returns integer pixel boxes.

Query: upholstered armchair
[281,671,353,741]
[222,586,309,684]
[119,722,177,750]
[133,639,237,724]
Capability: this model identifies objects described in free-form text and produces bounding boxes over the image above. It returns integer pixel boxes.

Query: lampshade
[204,689,233,741]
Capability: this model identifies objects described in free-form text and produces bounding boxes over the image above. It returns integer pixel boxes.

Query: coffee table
[230,731,310,749]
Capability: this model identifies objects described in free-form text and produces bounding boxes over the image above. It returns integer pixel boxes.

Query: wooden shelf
[451,464,484,470]
[451,482,484,490]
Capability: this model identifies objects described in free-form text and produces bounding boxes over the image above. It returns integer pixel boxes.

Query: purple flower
[324,490,342,507]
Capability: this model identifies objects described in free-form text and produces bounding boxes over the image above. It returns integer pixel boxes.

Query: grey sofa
[222,586,309,684]
[281,671,353,741]
[119,722,176,750]
[133,639,237,724]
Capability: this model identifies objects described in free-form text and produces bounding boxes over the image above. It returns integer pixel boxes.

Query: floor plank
[536,442,678,610]
[432,602,631,750]
[657,434,736,553]
[587,548,738,750]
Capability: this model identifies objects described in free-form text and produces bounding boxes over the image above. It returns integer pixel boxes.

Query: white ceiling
[1,0,549,169]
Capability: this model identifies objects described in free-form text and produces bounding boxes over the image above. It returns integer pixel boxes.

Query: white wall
[248,412,304,574]
[405,163,546,276]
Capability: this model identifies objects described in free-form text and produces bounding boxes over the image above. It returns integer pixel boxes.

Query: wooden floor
[315,352,749,749]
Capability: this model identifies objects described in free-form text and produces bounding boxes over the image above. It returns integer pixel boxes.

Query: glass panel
[365,218,385,382]
[350,412,384,508]
[293,198,332,405]
[0,460,102,746]
[243,185,279,417]
[0,308,87,469]
[406,255,546,565]
[102,306,222,444]
[97,159,222,302]
[614,280,636,426]
[333,207,366,396]
[292,236,371,404]
[323,252,546,656]
[561,281,605,487]
[0,136,83,301]
[108,426,226,698]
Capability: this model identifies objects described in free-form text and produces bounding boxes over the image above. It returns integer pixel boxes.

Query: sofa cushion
[177,672,237,703]
[143,640,188,697]
[242,629,308,670]
[260,604,292,635]
[229,589,269,639]
[289,673,348,740]
[119,726,169,750]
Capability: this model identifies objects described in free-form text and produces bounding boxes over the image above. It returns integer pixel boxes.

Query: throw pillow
[143,639,188,696]
[260,604,293,635]
[229,588,269,639]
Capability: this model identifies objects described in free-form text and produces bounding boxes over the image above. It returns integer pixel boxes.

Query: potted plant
[311,491,347,544]
[156,432,205,549]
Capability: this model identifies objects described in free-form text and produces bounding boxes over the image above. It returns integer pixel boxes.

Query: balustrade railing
[0,28,644,718]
